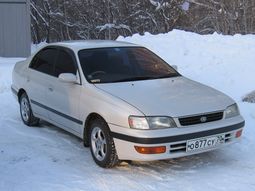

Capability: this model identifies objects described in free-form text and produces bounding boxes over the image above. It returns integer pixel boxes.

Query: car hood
[95,77,234,117]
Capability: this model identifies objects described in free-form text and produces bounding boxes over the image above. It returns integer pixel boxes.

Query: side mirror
[172,65,178,71]
[58,73,77,83]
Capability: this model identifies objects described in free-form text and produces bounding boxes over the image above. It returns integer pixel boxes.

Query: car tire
[19,93,40,126]
[89,118,119,168]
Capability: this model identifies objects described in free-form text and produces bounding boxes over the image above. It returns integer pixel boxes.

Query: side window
[54,49,77,77]
[30,48,57,75]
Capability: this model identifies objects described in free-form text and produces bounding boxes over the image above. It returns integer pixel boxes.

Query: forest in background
[31,0,255,43]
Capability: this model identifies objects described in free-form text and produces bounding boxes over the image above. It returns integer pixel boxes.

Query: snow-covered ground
[1,30,255,191]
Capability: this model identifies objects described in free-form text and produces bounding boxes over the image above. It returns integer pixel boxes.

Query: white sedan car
[12,41,245,168]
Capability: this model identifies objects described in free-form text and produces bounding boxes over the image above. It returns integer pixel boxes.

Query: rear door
[46,47,82,134]
[27,48,58,118]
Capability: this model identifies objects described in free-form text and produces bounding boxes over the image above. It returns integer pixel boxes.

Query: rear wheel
[19,93,40,126]
[89,119,119,168]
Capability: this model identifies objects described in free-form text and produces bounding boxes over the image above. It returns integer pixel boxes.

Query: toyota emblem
[200,116,207,122]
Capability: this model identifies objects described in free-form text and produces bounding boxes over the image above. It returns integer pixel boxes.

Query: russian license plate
[186,134,225,152]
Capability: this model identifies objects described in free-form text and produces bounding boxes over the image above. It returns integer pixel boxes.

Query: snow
[243,90,255,103]
[1,30,255,191]
[181,1,190,11]
[31,41,47,54]
[149,0,170,10]
[96,24,131,33]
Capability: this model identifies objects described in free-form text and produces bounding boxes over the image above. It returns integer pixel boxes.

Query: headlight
[225,104,240,119]
[128,116,177,130]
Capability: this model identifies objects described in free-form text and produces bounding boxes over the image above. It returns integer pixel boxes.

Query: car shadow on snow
[115,150,228,174]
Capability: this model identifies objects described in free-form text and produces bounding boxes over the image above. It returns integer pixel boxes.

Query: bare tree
[30,0,255,43]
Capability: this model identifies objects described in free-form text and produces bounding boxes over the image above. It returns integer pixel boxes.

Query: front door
[46,48,82,134]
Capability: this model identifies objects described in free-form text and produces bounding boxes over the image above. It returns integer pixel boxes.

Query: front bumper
[109,116,245,161]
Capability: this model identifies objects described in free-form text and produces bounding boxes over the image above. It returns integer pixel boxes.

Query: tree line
[31,0,255,43]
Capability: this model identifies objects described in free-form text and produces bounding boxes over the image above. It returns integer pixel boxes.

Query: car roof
[48,40,140,51]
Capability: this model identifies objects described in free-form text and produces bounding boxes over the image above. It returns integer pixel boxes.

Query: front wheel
[19,93,40,126]
[89,119,119,168]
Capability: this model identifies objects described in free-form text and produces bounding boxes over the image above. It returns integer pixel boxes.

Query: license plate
[186,134,225,152]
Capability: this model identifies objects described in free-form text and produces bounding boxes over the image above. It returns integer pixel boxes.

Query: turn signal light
[236,129,243,138]
[134,146,166,154]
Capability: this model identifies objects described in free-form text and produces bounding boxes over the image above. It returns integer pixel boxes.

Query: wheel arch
[83,112,108,147]
[17,88,26,103]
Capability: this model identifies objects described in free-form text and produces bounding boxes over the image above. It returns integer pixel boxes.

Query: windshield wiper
[97,73,181,83]
[156,73,180,79]
[113,76,157,83]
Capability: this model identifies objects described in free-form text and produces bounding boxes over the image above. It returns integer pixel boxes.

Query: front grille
[169,142,186,153]
[179,112,223,126]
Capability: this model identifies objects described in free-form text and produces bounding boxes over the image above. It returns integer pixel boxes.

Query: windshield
[78,47,180,83]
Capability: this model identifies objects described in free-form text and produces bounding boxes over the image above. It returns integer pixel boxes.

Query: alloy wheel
[91,127,107,161]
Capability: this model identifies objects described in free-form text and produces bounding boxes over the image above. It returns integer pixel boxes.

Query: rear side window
[30,48,58,75]
[54,49,77,77]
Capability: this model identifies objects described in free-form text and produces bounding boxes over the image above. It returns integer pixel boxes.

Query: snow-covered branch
[96,24,131,33]
[148,0,170,11]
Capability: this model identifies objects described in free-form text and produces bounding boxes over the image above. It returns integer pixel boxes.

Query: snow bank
[243,90,255,103]
[118,30,255,102]
[0,30,255,191]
